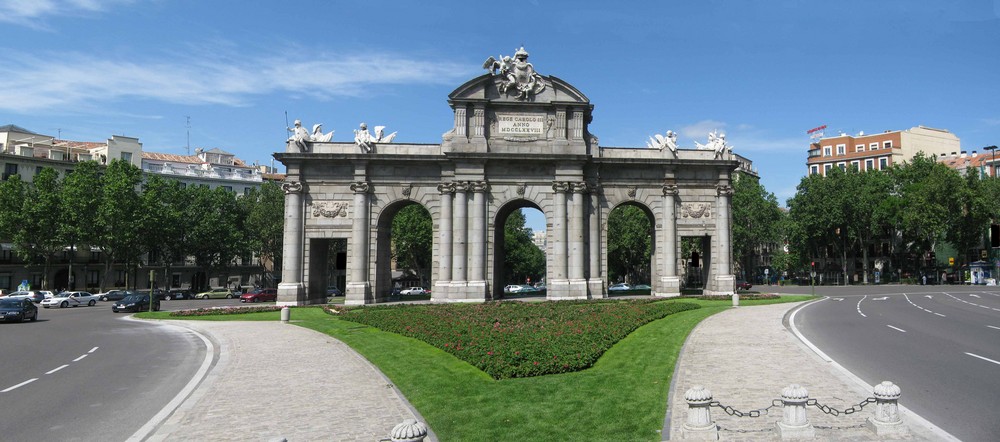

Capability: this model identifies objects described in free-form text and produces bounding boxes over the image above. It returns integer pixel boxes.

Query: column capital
[350,181,370,193]
[662,184,679,196]
[453,181,470,192]
[570,182,589,194]
[281,181,303,194]
[470,180,489,193]
[552,181,570,193]
[716,184,733,196]
[437,182,455,194]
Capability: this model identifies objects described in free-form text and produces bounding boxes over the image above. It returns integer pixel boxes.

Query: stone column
[712,183,735,295]
[467,180,488,299]
[434,183,454,299]
[659,184,680,296]
[568,182,588,298]
[451,181,469,294]
[549,181,570,298]
[346,181,371,305]
[587,184,603,298]
[277,181,305,306]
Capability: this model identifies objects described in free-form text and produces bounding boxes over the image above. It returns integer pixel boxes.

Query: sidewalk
[144,320,430,442]
[664,301,952,441]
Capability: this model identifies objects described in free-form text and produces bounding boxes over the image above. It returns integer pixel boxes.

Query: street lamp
[985,145,998,177]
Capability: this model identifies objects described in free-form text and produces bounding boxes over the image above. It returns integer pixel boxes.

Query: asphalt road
[0,298,227,441]
[771,284,1000,442]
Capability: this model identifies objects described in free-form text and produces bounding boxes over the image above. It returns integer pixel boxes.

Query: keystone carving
[312,201,349,218]
[681,203,712,219]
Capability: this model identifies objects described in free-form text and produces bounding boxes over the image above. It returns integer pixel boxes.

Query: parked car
[41,291,99,308]
[112,294,160,313]
[97,290,133,302]
[608,283,633,291]
[39,290,56,299]
[196,288,236,299]
[165,289,192,300]
[326,286,343,296]
[7,290,45,303]
[633,284,652,294]
[735,280,753,291]
[503,284,528,293]
[0,297,38,322]
[399,287,426,296]
[240,288,277,303]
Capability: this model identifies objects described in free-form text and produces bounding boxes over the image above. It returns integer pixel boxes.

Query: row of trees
[0,160,284,292]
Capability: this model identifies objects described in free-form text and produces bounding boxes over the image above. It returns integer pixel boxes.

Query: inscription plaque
[497,113,545,136]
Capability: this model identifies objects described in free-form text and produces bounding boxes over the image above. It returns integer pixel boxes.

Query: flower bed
[169,305,286,317]
[330,299,699,379]
[696,293,780,301]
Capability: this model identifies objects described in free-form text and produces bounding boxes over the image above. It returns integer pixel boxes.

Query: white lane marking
[966,352,1000,366]
[831,297,844,301]
[944,292,1000,312]
[934,312,946,317]
[887,325,907,333]
[46,364,69,375]
[903,293,944,315]
[970,294,981,298]
[925,295,933,299]
[988,325,1000,330]
[856,295,867,318]
[88,347,99,353]
[873,296,888,301]
[72,354,87,362]
[1,378,38,393]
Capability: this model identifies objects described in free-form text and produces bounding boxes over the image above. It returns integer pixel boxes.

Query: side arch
[373,199,434,301]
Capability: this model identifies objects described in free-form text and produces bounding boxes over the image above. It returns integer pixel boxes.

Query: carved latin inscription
[496,113,545,136]
[680,203,712,219]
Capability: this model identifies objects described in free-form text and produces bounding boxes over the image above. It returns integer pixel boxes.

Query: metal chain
[709,399,783,418]
[807,397,876,416]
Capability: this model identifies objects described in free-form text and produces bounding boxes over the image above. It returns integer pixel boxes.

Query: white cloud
[0,49,471,113]
[678,120,804,153]
[0,0,133,25]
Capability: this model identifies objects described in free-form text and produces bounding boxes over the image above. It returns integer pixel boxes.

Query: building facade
[807,126,960,176]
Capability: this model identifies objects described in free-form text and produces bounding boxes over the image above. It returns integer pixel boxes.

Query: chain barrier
[708,399,783,418]
[807,397,876,416]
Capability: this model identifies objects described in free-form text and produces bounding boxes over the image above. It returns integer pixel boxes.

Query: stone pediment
[448,74,590,105]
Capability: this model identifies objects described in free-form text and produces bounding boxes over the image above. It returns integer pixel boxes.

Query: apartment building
[806,126,960,176]
[0,124,272,292]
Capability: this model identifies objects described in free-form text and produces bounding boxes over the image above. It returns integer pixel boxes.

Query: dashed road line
[1,378,38,393]
[88,346,99,353]
[903,293,944,316]
[934,312,946,317]
[887,325,907,333]
[966,352,1000,366]
[46,364,69,375]
[73,354,88,362]
[988,325,1000,331]
[944,292,1000,312]
[856,295,867,318]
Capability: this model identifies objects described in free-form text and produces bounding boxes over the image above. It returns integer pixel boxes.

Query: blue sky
[2,0,998,233]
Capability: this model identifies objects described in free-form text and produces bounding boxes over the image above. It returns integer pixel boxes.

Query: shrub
[696,293,780,301]
[332,299,699,379]
[169,305,286,317]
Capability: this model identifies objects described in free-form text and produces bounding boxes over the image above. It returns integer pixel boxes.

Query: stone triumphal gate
[275,48,737,306]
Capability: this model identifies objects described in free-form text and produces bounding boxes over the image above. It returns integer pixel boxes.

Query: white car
[399,287,426,295]
[39,290,56,299]
[41,291,99,308]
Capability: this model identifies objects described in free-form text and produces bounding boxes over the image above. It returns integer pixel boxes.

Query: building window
[222,186,233,193]
[836,144,846,155]
[856,144,865,152]
[879,157,888,169]
[883,141,892,149]
[810,165,819,175]
[823,146,832,156]
[870,142,878,150]
[0,273,10,291]
[865,159,874,170]
[87,270,99,285]
[837,162,846,171]
[850,160,860,170]
[824,164,832,174]
[121,152,132,163]
[35,166,43,176]
[3,163,17,180]
[0,249,11,263]
[243,187,252,196]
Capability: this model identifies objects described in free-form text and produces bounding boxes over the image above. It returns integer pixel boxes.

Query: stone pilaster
[548,181,571,299]
[467,180,488,300]
[451,181,469,292]
[346,181,372,305]
[555,108,566,140]
[659,184,680,296]
[454,107,467,139]
[472,107,486,139]
[434,183,454,300]
[568,182,588,298]
[587,183,604,298]
[277,181,306,305]
[710,183,735,295]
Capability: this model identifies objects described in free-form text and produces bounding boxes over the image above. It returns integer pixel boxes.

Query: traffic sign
[949,257,955,266]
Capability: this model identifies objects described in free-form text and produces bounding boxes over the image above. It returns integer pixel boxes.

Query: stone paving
[145,320,429,442]
[665,302,953,441]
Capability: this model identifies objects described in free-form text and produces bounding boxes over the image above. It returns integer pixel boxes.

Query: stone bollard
[680,385,718,440]
[390,419,428,442]
[776,384,814,439]
[280,306,290,323]
[731,293,739,307]
[866,381,908,437]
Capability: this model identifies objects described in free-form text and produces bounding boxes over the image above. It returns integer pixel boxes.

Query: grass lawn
[139,295,812,441]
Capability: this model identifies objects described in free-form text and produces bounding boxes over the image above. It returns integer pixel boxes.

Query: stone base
[680,423,719,440]
[866,417,908,438]
[344,281,371,306]
[276,282,305,306]
[702,274,735,296]
[587,278,606,299]
[656,276,681,297]
[463,280,488,302]
[775,421,814,440]
[545,279,571,299]
[432,281,451,302]
[567,279,588,299]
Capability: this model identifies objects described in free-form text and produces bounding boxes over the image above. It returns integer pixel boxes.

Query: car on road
[0,297,38,322]
[608,282,633,291]
[97,290,134,302]
[165,289,192,300]
[7,290,46,303]
[633,284,652,294]
[41,291,99,308]
[240,288,277,303]
[196,288,236,299]
[112,294,160,313]
[326,286,343,296]
[39,290,56,299]
[399,287,426,296]
[735,279,753,291]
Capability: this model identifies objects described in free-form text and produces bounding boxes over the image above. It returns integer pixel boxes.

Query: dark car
[0,297,38,322]
[165,289,192,300]
[112,294,160,313]
[240,288,277,303]
[326,286,343,297]
[735,280,753,291]
[98,290,135,302]
[136,289,169,301]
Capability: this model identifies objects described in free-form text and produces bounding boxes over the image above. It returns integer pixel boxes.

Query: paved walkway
[144,320,429,442]
[664,301,954,441]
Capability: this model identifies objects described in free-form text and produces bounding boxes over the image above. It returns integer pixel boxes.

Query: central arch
[492,201,546,300]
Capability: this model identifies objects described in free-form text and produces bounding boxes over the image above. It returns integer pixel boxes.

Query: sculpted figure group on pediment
[483,46,546,100]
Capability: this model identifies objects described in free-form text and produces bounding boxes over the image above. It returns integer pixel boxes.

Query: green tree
[95,160,144,290]
[889,154,962,272]
[731,173,784,281]
[14,168,64,289]
[391,204,433,286]
[0,175,27,244]
[60,161,102,289]
[607,204,652,284]
[946,170,994,271]
[184,185,247,289]
[241,181,285,285]
[502,210,545,285]
[140,175,189,289]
